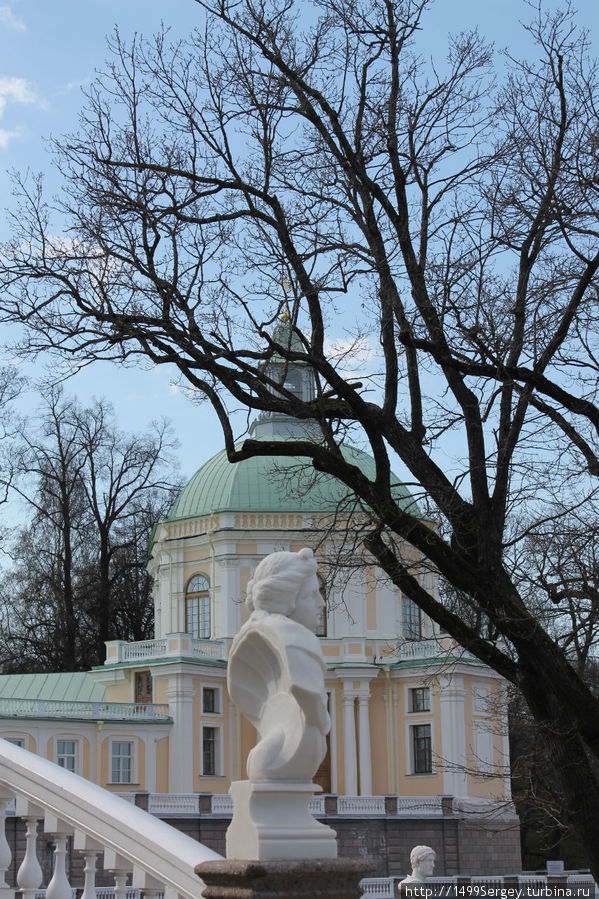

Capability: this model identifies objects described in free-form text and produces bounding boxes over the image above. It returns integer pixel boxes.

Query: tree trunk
[521,680,599,878]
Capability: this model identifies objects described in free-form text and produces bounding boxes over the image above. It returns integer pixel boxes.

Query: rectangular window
[111,741,133,784]
[57,740,77,773]
[202,726,220,776]
[202,686,220,715]
[473,722,494,773]
[402,597,421,640]
[5,737,24,747]
[473,685,491,714]
[409,687,430,713]
[412,725,432,774]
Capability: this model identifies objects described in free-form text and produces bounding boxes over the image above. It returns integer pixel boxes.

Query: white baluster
[45,836,71,899]
[0,799,14,896]
[16,818,42,899]
[80,851,98,899]
[113,869,129,899]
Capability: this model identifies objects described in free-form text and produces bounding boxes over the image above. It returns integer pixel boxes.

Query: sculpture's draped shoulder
[227,548,329,782]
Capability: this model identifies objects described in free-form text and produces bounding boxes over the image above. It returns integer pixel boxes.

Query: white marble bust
[227,547,329,781]
[398,846,436,889]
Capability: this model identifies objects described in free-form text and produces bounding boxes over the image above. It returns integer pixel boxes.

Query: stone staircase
[0,738,222,899]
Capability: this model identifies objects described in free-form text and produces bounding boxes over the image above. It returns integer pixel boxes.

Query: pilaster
[439,674,468,796]
[165,673,195,792]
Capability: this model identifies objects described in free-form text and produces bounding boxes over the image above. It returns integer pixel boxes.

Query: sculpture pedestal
[196,858,375,899]
[226,780,337,860]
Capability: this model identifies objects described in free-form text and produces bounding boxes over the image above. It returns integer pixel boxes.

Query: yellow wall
[105,675,133,704]
[156,737,169,792]
[370,681,387,795]
[183,552,210,564]
[366,568,377,631]
[396,675,444,796]
[236,544,257,555]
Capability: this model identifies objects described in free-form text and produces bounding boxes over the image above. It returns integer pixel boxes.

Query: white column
[0,798,13,897]
[383,675,394,794]
[166,674,195,792]
[341,686,358,795]
[45,836,72,899]
[80,852,99,899]
[16,818,42,899]
[357,686,372,796]
[439,674,468,796]
[392,679,400,793]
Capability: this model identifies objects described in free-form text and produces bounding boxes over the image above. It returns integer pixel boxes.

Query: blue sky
[0,0,597,482]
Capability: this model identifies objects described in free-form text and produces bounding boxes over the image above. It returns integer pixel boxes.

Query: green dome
[168,442,418,520]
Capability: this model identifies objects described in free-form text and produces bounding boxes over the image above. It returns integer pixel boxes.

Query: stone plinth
[196,858,375,899]
[226,780,337,860]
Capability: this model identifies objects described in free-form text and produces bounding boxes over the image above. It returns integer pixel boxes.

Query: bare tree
[0,390,178,670]
[1,0,599,870]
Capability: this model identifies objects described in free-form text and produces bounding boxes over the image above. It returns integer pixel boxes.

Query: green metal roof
[169,442,419,521]
[268,320,306,366]
[0,672,105,702]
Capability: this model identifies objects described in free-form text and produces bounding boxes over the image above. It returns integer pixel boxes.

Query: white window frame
[472,721,494,773]
[406,684,431,714]
[405,719,436,776]
[109,738,137,785]
[4,735,26,748]
[201,683,223,716]
[55,737,80,774]
[401,595,422,640]
[472,684,492,716]
[200,724,223,777]
[185,574,211,639]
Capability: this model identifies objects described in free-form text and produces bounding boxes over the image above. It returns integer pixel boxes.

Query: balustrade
[0,739,221,899]
[0,698,169,722]
[337,796,386,816]
[107,636,224,666]
[395,796,443,816]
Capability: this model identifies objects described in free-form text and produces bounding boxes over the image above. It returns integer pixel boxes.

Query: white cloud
[324,336,378,369]
[0,125,23,149]
[59,78,88,95]
[0,5,25,31]
[0,76,37,119]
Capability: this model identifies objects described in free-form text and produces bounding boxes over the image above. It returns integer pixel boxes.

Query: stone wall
[157,795,522,878]
[4,795,522,887]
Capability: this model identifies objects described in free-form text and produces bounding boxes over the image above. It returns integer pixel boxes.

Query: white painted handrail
[0,738,222,898]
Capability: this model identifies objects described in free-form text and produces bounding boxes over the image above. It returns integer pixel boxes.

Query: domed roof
[168,442,418,520]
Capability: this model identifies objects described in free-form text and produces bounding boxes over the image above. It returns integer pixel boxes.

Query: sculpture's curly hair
[410,846,436,868]
[246,548,317,615]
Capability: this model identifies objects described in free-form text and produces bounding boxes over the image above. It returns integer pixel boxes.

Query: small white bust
[227,547,329,782]
[397,846,436,891]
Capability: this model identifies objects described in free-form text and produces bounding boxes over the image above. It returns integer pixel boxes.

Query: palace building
[0,325,522,875]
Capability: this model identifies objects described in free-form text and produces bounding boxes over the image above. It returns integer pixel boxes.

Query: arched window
[186,574,211,639]
[315,573,327,637]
